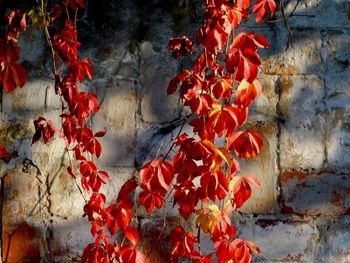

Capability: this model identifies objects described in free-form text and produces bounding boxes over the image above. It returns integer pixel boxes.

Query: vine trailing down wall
[0,0,278,262]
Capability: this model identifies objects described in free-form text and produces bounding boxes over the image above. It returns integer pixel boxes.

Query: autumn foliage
[0,0,277,262]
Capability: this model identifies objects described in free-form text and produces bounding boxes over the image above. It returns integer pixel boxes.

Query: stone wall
[1,0,350,262]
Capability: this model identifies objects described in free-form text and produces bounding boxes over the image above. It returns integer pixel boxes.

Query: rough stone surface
[93,78,138,166]
[322,221,350,263]
[1,169,49,263]
[279,75,326,169]
[281,171,350,216]
[262,28,322,75]
[50,217,92,263]
[140,41,180,123]
[237,219,319,262]
[239,124,279,214]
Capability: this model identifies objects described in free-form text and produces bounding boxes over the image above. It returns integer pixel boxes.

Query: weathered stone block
[239,124,279,214]
[2,78,60,117]
[322,222,350,263]
[93,78,137,166]
[18,27,46,68]
[262,29,322,75]
[1,170,49,263]
[326,107,350,167]
[324,31,350,167]
[50,217,92,263]
[325,29,350,76]
[237,218,318,262]
[139,217,181,263]
[49,169,87,219]
[249,75,278,124]
[284,0,350,29]
[279,75,325,169]
[140,41,181,123]
[281,171,350,216]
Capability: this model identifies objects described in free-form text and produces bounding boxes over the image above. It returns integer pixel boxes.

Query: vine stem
[162,116,187,161]
[147,203,167,259]
[120,203,141,247]
[41,4,87,203]
[197,226,202,255]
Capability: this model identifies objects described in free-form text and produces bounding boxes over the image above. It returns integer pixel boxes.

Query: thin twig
[280,0,293,50]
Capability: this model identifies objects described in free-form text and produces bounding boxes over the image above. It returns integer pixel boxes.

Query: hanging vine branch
[0,0,278,262]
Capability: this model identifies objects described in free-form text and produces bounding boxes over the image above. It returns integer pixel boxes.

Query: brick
[322,222,350,263]
[2,222,42,263]
[30,137,66,177]
[239,124,279,214]
[2,78,60,117]
[284,0,350,29]
[249,75,278,124]
[50,217,92,263]
[139,217,181,263]
[262,29,322,75]
[92,78,137,166]
[326,110,350,167]
[237,218,318,262]
[1,170,48,263]
[279,75,326,169]
[140,41,181,123]
[281,171,350,216]
[324,30,350,167]
[18,27,46,68]
[325,29,350,77]
[48,169,133,261]
[49,169,87,219]
[86,43,128,79]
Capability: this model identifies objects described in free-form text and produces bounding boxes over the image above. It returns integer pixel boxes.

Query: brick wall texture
[0,0,350,262]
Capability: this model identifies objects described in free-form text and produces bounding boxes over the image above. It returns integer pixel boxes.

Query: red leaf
[2,65,16,93]
[244,239,261,254]
[139,190,163,213]
[211,76,233,99]
[117,178,138,205]
[253,0,277,22]
[170,226,197,261]
[32,117,56,144]
[116,206,132,230]
[228,131,263,159]
[124,226,140,246]
[67,165,76,178]
[10,63,27,88]
[169,36,194,59]
[233,179,251,208]
[94,130,106,137]
[226,48,261,82]
[140,158,174,192]
[167,70,191,95]
[184,90,213,116]
[67,0,85,10]
[68,58,93,81]
[244,175,261,189]
[119,245,146,263]
[0,144,11,159]
[235,0,251,9]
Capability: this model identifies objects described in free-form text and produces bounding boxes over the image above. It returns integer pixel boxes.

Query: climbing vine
[0,0,278,262]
